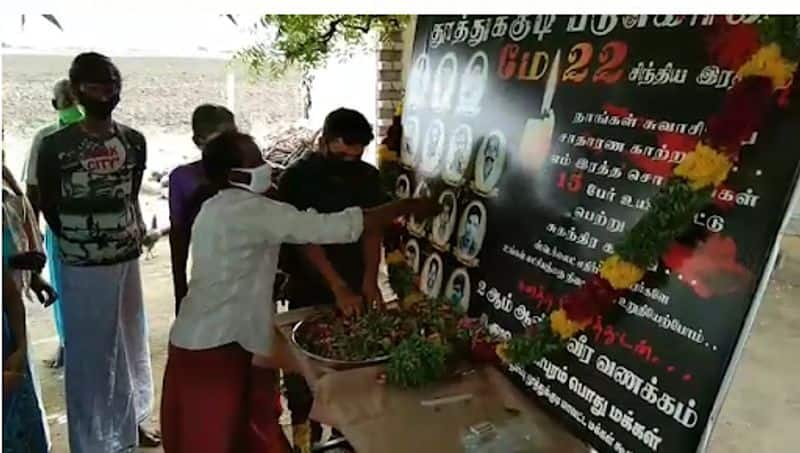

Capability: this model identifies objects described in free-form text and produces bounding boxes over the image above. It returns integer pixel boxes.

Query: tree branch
[342,15,375,33]
[320,16,346,48]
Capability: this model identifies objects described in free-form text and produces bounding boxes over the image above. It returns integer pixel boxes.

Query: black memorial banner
[398,14,800,453]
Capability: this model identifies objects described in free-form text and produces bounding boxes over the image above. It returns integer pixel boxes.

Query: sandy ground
[18,235,800,453]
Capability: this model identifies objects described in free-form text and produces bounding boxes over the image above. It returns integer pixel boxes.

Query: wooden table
[274,308,590,453]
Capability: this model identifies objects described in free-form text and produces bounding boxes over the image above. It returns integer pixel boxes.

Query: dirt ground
[23,236,800,453]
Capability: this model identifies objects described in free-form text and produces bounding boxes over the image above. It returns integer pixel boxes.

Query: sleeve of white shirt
[243,197,364,245]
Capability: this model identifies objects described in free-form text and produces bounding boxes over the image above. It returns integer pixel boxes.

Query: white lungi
[61,259,153,453]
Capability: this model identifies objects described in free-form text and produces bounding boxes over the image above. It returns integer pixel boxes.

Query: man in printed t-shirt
[36,52,160,452]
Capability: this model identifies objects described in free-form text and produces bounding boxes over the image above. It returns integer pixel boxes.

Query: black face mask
[79,94,120,119]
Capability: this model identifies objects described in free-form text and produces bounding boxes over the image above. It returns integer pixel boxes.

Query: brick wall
[375,31,405,139]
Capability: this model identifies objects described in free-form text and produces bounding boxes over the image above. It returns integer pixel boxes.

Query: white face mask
[229,163,272,194]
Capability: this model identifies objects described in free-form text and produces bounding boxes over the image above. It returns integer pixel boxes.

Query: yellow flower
[495,342,510,364]
[737,43,798,90]
[394,101,404,117]
[674,143,732,190]
[386,250,405,265]
[550,309,590,340]
[599,255,645,290]
[377,145,399,164]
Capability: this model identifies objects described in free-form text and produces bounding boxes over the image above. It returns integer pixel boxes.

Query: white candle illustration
[518,50,561,174]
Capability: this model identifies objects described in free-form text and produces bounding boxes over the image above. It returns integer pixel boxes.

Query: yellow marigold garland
[737,43,798,89]
[598,255,646,290]
[550,309,591,340]
[674,143,734,190]
[501,29,799,364]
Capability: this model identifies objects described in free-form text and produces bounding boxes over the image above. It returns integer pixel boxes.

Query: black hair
[468,206,482,220]
[69,52,119,85]
[322,108,374,146]
[202,130,251,186]
[192,104,235,138]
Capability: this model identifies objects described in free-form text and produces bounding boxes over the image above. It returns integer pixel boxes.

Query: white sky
[0,13,267,57]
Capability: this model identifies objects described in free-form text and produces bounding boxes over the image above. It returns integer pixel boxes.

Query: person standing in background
[278,108,388,452]
[168,104,236,315]
[36,52,161,451]
[23,78,85,369]
[3,164,57,453]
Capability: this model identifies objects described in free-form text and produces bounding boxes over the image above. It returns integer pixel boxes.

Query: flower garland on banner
[375,17,799,371]
[498,16,799,366]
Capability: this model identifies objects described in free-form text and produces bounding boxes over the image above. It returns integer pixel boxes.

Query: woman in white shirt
[161,131,438,453]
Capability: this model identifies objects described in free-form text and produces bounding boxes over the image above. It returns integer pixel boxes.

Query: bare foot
[138,424,161,448]
[45,345,64,369]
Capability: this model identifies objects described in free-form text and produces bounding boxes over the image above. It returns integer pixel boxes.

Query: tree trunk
[301,70,314,120]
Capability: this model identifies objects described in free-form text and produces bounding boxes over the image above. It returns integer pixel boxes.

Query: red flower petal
[560,276,621,322]
[706,76,774,156]
[705,21,761,70]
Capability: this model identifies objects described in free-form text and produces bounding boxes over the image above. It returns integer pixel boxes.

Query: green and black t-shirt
[37,123,147,266]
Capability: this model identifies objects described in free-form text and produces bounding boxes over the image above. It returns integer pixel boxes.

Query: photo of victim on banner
[445,267,472,312]
[454,200,487,266]
[421,252,444,297]
[443,124,474,186]
[408,180,432,236]
[399,14,800,453]
[395,174,411,199]
[404,238,421,274]
[472,130,506,197]
[430,189,458,249]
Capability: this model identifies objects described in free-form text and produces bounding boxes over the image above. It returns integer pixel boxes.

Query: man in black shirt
[278,108,386,451]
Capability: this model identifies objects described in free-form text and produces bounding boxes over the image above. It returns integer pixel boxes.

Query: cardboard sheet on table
[274,309,589,453]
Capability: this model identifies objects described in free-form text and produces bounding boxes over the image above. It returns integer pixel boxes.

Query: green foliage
[615,178,711,268]
[758,16,800,61]
[235,15,409,78]
[504,325,561,367]
[388,261,415,300]
[386,335,450,388]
